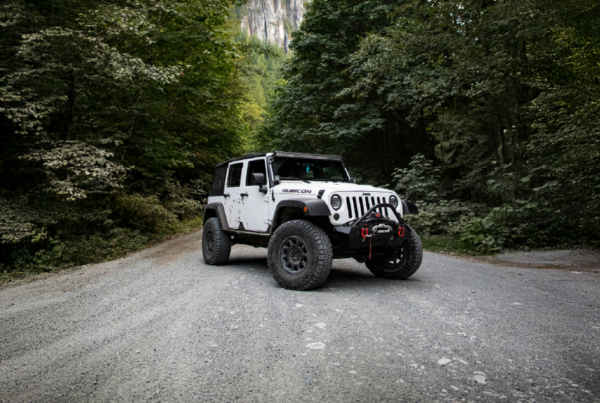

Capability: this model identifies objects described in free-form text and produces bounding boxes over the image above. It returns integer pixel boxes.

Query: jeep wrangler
[202,151,422,290]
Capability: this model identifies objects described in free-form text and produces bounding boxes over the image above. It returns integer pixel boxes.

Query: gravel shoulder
[1,231,599,402]
[462,248,600,272]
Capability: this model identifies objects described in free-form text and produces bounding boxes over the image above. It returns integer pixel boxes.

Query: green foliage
[393,154,445,203]
[258,0,435,180]
[0,0,250,272]
[264,0,600,251]
[394,154,488,238]
[420,235,489,257]
[113,194,178,234]
[2,228,149,281]
[236,33,287,151]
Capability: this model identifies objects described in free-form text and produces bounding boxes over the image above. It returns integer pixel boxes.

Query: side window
[246,159,267,186]
[226,163,243,188]
[209,166,227,196]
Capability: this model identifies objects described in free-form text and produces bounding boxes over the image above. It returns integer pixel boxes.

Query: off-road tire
[202,217,231,265]
[365,225,423,280]
[268,219,333,291]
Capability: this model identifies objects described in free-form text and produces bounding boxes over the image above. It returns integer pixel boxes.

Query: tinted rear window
[227,163,243,188]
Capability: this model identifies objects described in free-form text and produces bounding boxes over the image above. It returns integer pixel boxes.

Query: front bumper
[333,203,409,250]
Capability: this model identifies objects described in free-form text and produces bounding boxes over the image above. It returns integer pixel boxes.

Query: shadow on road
[223,254,425,292]
[322,267,423,292]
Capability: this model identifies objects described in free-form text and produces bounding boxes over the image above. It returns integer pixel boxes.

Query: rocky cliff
[239,0,308,53]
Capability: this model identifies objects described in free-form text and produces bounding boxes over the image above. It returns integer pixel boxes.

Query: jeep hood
[273,182,396,195]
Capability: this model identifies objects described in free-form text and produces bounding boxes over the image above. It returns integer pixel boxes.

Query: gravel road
[1,231,599,402]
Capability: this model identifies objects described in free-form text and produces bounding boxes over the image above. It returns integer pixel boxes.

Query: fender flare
[401,200,419,215]
[274,198,331,217]
[204,203,231,231]
[271,198,331,233]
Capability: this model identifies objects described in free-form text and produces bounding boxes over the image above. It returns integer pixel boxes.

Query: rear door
[240,158,270,232]
[223,162,244,229]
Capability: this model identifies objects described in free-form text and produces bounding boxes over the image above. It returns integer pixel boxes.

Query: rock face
[239,0,309,53]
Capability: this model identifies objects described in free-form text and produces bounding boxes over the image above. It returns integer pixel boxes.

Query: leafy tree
[0,0,250,270]
[236,33,287,151]
[258,0,435,182]
[264,0,600,248]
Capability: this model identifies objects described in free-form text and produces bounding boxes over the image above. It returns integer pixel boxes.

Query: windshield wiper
[281,176,311,183]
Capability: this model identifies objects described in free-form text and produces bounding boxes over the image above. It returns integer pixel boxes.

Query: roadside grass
[0,216,204,286]
[421,234,494,256]
[176,216,204,234]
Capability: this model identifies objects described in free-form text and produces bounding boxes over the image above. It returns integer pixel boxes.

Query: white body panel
[222,161,243,229]
[272,183,402,225]
[207,153,403,231]
[240,158,271,231]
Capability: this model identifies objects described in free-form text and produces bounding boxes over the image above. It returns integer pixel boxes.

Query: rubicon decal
[282,189,312,194]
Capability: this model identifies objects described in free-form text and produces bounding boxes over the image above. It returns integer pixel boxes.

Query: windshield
[272,157,349,182]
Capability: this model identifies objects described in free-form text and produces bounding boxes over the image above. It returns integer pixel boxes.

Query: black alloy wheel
[280,236,309,274]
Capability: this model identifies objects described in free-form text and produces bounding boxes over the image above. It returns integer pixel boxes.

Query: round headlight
[330,194,342,210]
[389,195,399,208]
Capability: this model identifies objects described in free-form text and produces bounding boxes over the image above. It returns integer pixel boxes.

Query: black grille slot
[359,197,365,216]
[382,197,388,216]
[376,197,381,214]
[353,197,359,219]
[346,197,353,219]
[365,197,370,210]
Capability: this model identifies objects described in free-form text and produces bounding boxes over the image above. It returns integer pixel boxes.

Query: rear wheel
[268,220,333,290]
[202,217,231,265]
[365,225,422,279]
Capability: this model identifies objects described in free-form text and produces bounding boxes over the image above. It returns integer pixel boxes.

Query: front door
[223,162,244,229]
[240,158,270,232]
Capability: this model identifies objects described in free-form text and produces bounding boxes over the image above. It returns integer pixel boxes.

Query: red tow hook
[361,228,369,239]
[398,227,405,237]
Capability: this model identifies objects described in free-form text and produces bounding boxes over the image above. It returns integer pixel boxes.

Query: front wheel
[267,220,333,290]
[365,225,423,279]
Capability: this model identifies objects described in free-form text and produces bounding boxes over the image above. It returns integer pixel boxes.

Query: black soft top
[216,153,267,168]
[215,151,343,169]
[273,151,343,161]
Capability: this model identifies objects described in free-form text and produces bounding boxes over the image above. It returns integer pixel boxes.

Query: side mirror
[349,177,356,184]
[274,175,281,185]
[251,173,266,186]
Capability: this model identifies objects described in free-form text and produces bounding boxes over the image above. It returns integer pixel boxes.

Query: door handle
[240,193,249,198]
[223,193,230,198]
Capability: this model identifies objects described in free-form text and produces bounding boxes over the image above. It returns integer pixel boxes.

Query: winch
[334,205,409,250]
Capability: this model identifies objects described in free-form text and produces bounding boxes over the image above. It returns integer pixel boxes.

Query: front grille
[346,196,389,219]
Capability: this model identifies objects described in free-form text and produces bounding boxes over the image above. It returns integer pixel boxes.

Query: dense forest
[1,0,598,276]
[257,0,600,252]
[237,33,287,152]
[0,0,277,275]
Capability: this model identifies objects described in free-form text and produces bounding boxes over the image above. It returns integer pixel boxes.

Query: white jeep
[202,151,422,290]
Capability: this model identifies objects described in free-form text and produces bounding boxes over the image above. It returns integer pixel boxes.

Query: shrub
[113,194,178,234]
